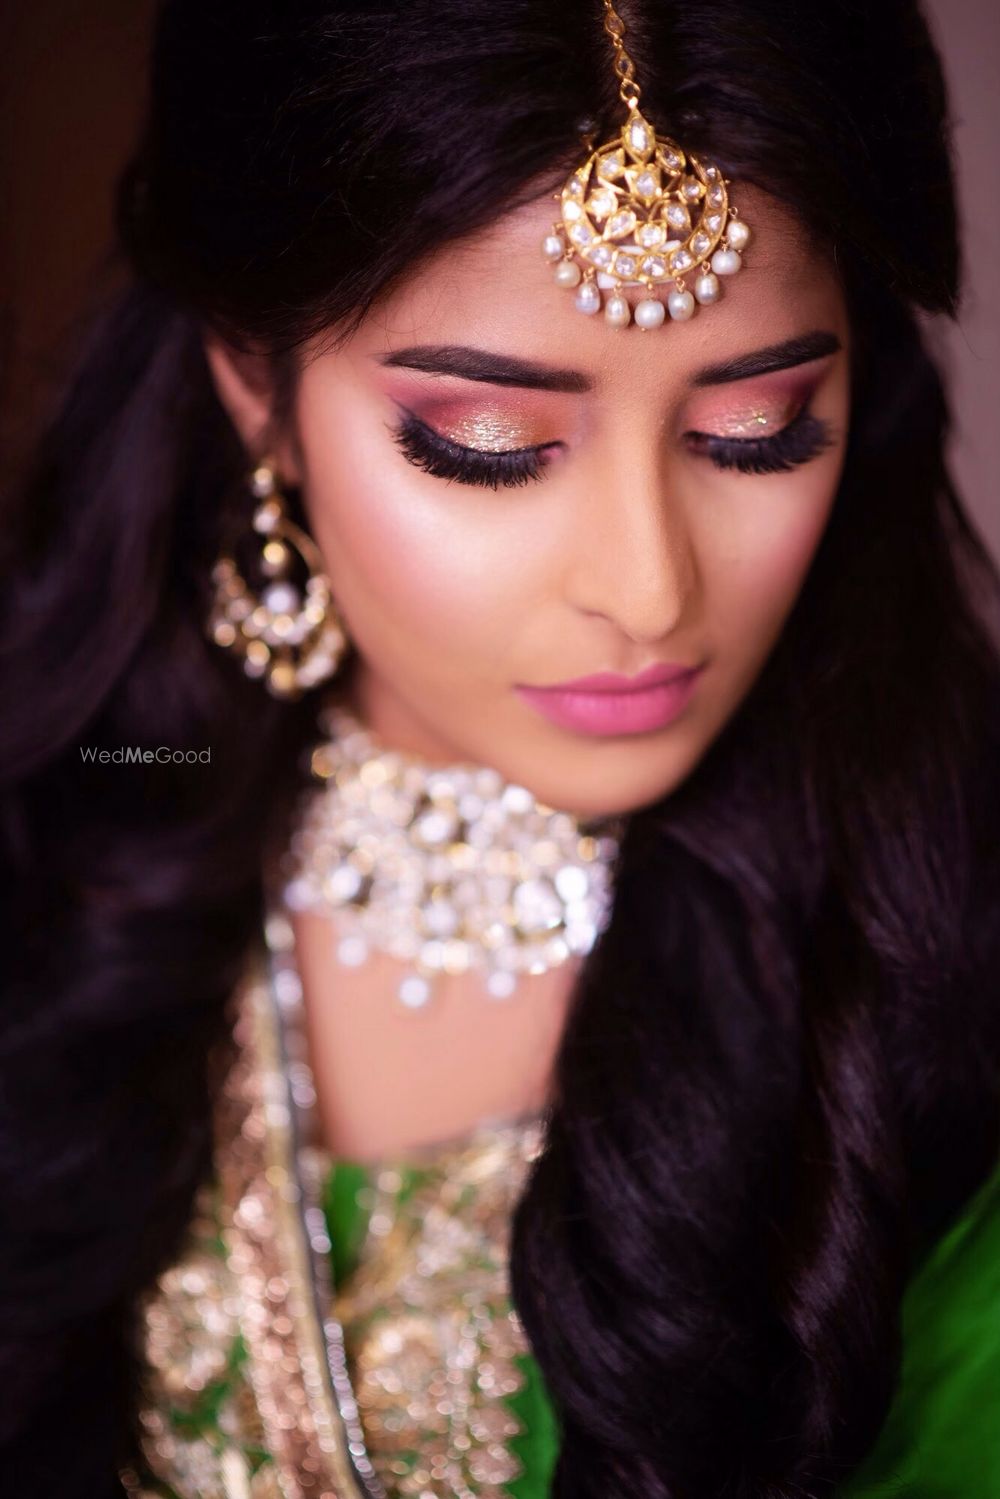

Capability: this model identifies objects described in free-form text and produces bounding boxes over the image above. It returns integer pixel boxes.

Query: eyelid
[390,410,557,488]
[683,364,830,440]
[688,405,835,475]
[403,409,558,457]
[392,398,560,456]
[685,401,800,443]
[434,413,550,454]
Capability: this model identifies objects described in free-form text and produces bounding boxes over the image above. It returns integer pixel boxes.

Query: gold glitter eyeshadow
[434,410,541,452]
[692,394,802,440]
[724,409,774,436]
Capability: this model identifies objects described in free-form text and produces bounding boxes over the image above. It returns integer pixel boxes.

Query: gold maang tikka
[542,0,750,329]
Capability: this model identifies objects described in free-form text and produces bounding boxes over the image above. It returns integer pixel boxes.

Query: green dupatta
[325,1153,1000,1498]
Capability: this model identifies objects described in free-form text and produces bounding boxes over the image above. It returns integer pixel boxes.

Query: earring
[207,459,350,699]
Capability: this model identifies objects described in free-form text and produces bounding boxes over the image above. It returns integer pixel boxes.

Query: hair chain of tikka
[541,0,751,330]
[602,0,642,109]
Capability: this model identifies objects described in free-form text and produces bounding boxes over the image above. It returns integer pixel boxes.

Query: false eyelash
[392,411,555,489]
[393,404,834,489]
[690,405,835,475]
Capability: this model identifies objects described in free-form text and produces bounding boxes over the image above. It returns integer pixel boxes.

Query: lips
[515,662,704,738]
[534,662,698,694]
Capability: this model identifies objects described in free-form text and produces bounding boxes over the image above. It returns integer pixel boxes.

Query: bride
[2,1,999,1496]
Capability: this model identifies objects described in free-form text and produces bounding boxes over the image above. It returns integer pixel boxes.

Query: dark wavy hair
[2,1,999,1494]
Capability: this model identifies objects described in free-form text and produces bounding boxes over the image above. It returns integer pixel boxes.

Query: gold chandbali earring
[542,0,751,329]
[207,459,349,699]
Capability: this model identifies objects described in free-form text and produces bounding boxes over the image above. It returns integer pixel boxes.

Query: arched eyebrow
[380,345,590,392]
[379,330,841,393]
[691,331,842,386]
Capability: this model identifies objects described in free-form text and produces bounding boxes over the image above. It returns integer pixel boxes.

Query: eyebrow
[380,345,590,392]
[379,330,842,395]
[691,331,842,386]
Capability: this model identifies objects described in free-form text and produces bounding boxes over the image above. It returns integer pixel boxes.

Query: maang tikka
[542,0,751,329]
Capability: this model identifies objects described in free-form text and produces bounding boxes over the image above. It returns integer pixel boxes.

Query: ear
[202,332,303,483]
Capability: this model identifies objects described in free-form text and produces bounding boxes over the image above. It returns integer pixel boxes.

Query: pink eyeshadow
[424,403,545,452]
[684,366,825,438]
[381,370,568,452]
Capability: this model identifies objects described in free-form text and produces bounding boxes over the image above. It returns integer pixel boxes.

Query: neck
[334,670,479,768]
[283,695,623,1010]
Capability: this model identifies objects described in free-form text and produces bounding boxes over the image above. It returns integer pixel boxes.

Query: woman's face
[224,184,851,818]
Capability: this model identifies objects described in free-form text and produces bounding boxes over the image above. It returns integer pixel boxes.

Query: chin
[488,708,706,820]
[517,763,684,822]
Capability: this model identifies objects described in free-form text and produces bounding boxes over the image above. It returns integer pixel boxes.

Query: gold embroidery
[129,955,367,1499]
[128,934,547,1499]
[129,1176,284,1499]
[334,1121,543,1499]
[214,958,371,1499]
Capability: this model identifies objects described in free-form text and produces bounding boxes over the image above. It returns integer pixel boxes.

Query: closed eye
[685,403,835,475]
[391,411,562,489]
[392,401,834,486]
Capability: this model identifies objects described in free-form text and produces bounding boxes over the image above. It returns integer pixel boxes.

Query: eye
[686,403,835,475]
[391,411,561,489]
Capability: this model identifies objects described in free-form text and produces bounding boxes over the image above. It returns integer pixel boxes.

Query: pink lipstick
[515,662,704,737]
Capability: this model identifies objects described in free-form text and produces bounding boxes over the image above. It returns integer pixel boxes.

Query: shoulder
[119,958,286,1496]
[124,1173,284,1499]
[843,1158,1000,1498]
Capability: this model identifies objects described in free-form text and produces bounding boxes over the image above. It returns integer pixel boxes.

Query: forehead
[353,183,845,384]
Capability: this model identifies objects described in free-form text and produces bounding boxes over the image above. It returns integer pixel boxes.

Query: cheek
[292,377,540,661]
[698,465,838,653]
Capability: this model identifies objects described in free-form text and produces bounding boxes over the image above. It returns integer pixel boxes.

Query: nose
[563,443,700,646]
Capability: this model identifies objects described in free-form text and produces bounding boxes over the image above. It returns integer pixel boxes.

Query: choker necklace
[282,701,623,1009]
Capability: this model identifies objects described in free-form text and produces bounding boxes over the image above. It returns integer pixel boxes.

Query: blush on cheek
[296,390,536,666]
[716,472,836,647]
[351,519,491,645]
[317,481,488,652]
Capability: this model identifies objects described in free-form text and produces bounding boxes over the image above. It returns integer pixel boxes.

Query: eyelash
[392,402,833,489]
[392,412,558,489]
[686,404,835,474]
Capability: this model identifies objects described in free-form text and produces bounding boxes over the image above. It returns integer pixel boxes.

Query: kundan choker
[282,701,623,1009]
[542,0,751,329]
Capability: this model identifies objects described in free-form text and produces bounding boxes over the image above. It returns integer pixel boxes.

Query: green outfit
[127,949,1000,1499]
[325,1146,1000,1499]
[324,1142,563,1499]
[843,1159,1000,1497]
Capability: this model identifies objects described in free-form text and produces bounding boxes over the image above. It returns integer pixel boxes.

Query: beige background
[924,0,1000,561]
[0,0,997,559]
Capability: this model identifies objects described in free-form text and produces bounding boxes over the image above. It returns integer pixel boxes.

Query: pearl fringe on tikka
[543,3,751,329]
[543,104,751,330]
[281,703,622,1010]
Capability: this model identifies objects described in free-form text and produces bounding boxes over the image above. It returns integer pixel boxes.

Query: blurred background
[0,0,997,559]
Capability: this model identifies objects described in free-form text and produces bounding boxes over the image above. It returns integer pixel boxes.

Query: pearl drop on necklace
[282,702,623,1010]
